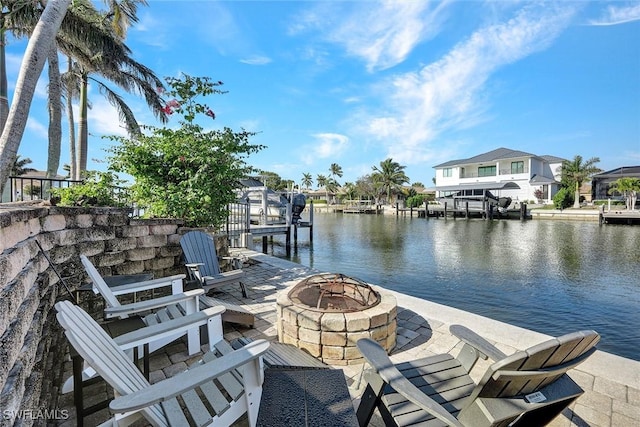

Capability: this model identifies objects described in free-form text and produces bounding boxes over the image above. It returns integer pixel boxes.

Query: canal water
[261,213,640,361]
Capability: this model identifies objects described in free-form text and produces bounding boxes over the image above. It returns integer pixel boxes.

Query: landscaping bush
[107,75,263,227]
[553,187,574,209]
[50,171,130,207]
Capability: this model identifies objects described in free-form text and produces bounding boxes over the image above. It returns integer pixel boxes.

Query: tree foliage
[608,177,640,211]
[371,158,409,204]
[50,170,130,207]
[108,74,263,227]
[560,155,602,209]
[553,187,573,209]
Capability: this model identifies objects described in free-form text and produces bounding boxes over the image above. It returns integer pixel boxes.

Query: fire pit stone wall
[276,284,397,366]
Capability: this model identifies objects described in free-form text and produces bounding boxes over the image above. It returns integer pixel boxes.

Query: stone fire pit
[276,273,397,365]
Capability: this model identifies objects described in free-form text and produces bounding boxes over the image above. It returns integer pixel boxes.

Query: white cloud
[26,117,48,139]
[240,55,272,65]
[301,133,349,165]
[360,3,578,165]
[83,99,129,137]
[292,0,450,71]
[589,3,640,26]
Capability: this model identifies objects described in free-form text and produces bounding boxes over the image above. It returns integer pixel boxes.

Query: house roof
[529,175,559,185]
[539,154,566,164]
[435,181,521,192]
[433,147,538,168]
[593,166,640,178]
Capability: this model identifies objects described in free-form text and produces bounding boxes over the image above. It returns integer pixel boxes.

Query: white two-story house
[433,147,564,204]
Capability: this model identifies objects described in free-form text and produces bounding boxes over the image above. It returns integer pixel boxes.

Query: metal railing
[225,198,251,247]
[460,167,529,178]
[6,176,82,202]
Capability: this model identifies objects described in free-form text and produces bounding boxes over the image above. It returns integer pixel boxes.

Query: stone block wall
[0,203,228,426]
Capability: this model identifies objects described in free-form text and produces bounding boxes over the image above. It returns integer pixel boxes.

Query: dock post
[599,205,604,226]
[395,202,399,216]
[262,236,268,253]
[285,227,291,257]
[309,201,314,242]
[294,224,298,245]
[465,201,469,219]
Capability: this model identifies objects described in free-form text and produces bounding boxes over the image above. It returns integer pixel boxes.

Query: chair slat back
[180,231,222,277]
[474,330,599,399]
[55,301,168,426]
[80,255,121,309]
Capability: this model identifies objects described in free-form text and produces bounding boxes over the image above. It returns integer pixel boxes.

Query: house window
[443,168,452,177]
[511,161,524,174]
[477,166,496,177]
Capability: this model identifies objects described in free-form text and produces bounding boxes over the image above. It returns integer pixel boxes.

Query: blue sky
[5,0,640,186]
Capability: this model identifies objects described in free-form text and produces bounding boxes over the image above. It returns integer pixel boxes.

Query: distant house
[591,166,640,201]
[433,147,565,204]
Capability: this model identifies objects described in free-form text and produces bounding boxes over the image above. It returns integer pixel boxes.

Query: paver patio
[57,249,640,426]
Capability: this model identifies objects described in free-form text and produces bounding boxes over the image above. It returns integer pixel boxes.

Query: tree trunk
[76,72,88,180]
[573,181,581,209]
[0,29,8,134]
[0,0,71,194]
[46,43,62,180]
[66,57,76,180]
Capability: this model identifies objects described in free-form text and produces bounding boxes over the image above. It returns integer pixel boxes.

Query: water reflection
[262,213,640,361]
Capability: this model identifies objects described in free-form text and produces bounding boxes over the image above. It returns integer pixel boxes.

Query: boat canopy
[435,181,521,192]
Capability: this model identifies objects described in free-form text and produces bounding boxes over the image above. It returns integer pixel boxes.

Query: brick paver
[57,250,640,426]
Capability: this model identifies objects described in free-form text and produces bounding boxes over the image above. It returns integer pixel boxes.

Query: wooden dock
[599,209,640,225]
[396,202,530,220]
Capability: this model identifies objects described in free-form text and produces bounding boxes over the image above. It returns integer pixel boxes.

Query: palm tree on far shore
[301,172,313,190]
[560,155,602,209]
[371,158,409,204]
[317,174,329,202]
[608,177,640,211]
[10,155,36,176]
[329,163,343,187]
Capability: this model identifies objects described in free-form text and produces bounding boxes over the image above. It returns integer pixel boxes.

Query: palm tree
[371,158,410,204]
[316,174,329,202]
[341,181,357,201]
[301,173,313,190]
[608,177,640,211]
[10,155,36,176]
[0,0,71,194]
[329,163,343,186]
[62,1,165,179]
[560,155,602,209]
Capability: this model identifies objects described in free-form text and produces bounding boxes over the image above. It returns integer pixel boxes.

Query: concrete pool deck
[58,249,639,426]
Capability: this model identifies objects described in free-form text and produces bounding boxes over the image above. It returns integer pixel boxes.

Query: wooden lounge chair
[55,300,269,427]
[180,230,247,298]
[356,325,600,427]
[81,255,207,355]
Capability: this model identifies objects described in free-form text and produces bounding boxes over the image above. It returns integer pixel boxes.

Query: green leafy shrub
[50,171,130,207]
[108,74,264,228]
[553,187,574,209]
[406,194,425,208]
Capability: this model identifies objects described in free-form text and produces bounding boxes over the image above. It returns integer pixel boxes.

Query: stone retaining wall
[0,202,226,426]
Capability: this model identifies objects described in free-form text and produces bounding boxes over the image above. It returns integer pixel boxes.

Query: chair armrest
[110,274,187,295]
[104,289,204,318]
[184,263,205,282]
[450,325,507,362]
[113,306,226,350]
[357,338,463,427]
[110,339,270,412]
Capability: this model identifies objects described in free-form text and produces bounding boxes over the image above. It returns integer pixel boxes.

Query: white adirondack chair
[81,255,204,355]
[56,301,269,427]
